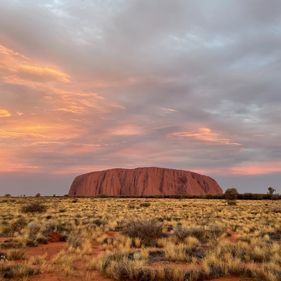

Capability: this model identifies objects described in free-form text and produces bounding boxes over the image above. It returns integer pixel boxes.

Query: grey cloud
[1,0,281,194]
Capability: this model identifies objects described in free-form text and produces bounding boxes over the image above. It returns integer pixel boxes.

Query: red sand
[25,242,66,259]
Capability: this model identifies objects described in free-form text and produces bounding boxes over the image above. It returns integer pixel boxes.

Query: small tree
[225,188,239,205]
[268,187,276,195]
[225,188,239,200]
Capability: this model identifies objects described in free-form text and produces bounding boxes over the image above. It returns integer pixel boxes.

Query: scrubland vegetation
[0,197,280,281]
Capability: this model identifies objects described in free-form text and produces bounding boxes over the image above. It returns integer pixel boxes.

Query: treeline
[78,193,281,200]
[2,193,281,200]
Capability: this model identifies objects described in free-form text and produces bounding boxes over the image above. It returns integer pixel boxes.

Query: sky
[1,0,281,195]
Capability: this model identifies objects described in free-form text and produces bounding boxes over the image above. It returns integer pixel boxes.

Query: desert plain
[0,196,280,281]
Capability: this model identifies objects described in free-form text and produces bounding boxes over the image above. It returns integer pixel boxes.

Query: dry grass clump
[21,202,47,213]
[67,231,83,249]
[96,248,281,281]
[174,224,224,244]
[0,264,38,279]
[0,239,23,249]
[121,219,164,246]
[1,218,27,236]
[7,250,25,261]
[41,221,72,241]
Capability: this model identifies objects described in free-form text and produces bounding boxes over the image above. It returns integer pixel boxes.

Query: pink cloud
[172,127,241,146]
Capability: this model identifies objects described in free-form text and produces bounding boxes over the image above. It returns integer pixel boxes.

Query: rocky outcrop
[68,167,223,196]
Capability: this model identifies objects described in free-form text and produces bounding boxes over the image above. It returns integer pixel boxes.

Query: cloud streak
[172,128,241,146]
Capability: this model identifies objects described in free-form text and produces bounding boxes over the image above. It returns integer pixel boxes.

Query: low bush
[8,250,25,261]
[21,202,47,213]
[67,232,83,249]
[0,239,23,249]
[0,264,38,279]
[122,219,164,246]
[1,218,27,236]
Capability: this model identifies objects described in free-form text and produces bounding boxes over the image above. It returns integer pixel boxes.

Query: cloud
[111,124,146,136]
[172,128,241,146]
[0,108,11,118]
[0,0,281,193]
[230,161,281,176]
[19,64,70,83]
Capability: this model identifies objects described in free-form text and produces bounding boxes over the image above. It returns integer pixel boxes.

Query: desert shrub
[0,239,23,249]
[121,219,164,246]
[0,252,8,261]
[92,218,106,227]
[97,253,134,280]
[36,235,48,244]
[12,217,27,232]
[0,264,38,279]
[27,221,41,236]
[174,226,207,243]
[67,232,83,249]
[207,224,225,239]
[224,188,239,200]
[266,229,281,241]
[174,225,224,244]
[41,222,72,241]
[96,252,206,281]
[8,250,25,261]
[26,239,38,247]
[272,208,281,213]
[174,225,190,242]
[227,199,237,206]
[21,202,47,213]
[139,202,151,208]
[216,241,271,264]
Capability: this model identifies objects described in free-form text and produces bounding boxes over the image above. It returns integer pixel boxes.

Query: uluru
[68,167,223,196]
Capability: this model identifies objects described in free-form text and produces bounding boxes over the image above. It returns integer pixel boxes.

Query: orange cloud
[0,109,11,118]
[111,124,145,136]
[19,64,70,83]
[0,150,40,173]
[0,120,80,142]
[0,44,70,84]
[230,162,281,175]
[194,161,281,176]
[172,127,241,146]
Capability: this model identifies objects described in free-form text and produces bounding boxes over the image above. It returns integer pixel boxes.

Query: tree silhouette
[268,187,276,195]
[224,188,239,201]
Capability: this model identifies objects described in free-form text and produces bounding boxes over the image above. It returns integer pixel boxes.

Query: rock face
[69,167,223,196]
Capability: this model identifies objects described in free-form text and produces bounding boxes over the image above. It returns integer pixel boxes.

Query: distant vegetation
[2,193,281,200]
[68,192,281,200]
[21,202,47,213]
